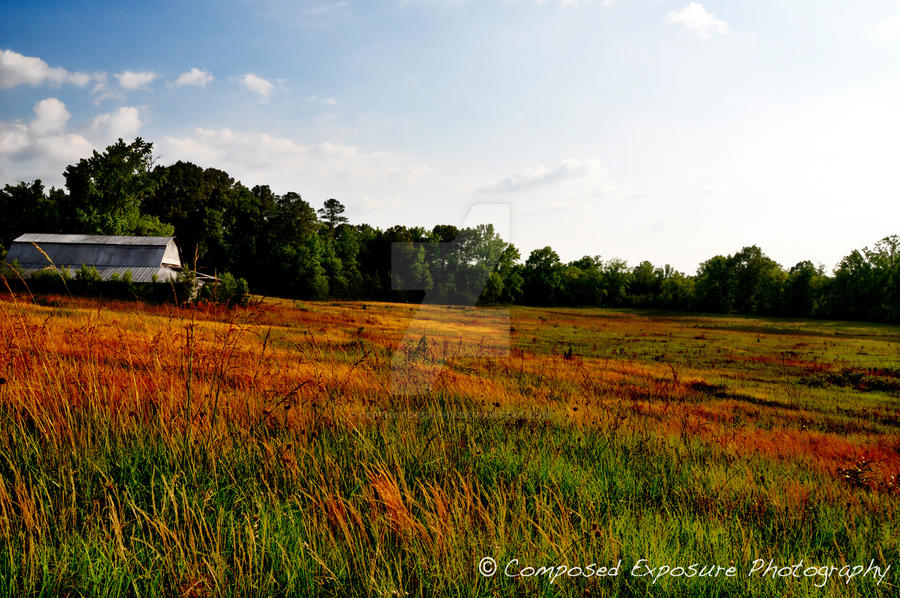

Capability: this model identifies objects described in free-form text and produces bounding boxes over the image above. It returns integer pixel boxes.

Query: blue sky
[2,0,899,272]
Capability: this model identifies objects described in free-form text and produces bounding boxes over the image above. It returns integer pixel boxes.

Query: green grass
[0,297,897,596]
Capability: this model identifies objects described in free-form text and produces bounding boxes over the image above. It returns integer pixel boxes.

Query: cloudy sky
[2,0,899,273]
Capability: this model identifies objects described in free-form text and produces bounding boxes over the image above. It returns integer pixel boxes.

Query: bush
[1,261,249,308]
[198,272,250,307]
[75,264,102,283]
[26,265,72,294]
[0,258,24,280]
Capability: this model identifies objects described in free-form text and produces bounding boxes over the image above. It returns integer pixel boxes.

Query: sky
[1,0,899,274]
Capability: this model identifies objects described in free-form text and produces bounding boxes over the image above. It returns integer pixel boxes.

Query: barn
[5,234,185,283]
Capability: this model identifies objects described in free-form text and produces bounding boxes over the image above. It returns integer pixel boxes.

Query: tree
[784,261,826,317]
[354,224,387,298]
[523,247,563,305]
[831,236,900,322]
[480,244,523,304]
[269,192,318,246]
[600,258,632,307]
[695,255,735,313]
[729,246,784,314]
[281,233,329,299]
[442,224,511,305]
[563,256,604,306]
[256,191,322,296]
[317,198,348,232]
[0,180,63,248]
[62,138,172,236]
[430,225,459,243]
[334,225,364,297]
[831,249,874,320]
[629,260,661,304]
[866,235,900,322]
[144,162,234,270]
[658,268,694,310]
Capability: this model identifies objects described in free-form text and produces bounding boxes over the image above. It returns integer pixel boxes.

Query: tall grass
[0,293,897,596]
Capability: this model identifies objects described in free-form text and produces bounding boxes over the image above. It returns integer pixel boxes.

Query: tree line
[1,138,897,323]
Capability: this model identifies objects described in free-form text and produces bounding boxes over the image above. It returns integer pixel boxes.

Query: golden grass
[0,293,898,596]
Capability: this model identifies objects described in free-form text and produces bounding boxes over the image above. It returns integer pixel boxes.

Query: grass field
[0,292,898,596]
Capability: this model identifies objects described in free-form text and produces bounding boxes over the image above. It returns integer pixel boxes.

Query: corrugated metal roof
[18,266,182,283]
[7,234,182,270]
[14,234,173,246]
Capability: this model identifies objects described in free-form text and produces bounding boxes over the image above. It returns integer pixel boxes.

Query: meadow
[0,292,898,597]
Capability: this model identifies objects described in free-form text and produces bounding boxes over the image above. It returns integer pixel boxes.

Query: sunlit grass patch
[0,294,898,596]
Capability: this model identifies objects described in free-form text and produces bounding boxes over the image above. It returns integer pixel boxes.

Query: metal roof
[7,234,182,271]
[14,234,173,246]
[18,266,181,284]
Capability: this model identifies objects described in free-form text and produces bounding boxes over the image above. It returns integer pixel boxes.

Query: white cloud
[0,99,96,185]
[360,194,405,210]
[30,98,71,136]
[0,99,148,186]
[307,95,337,106]
[0,49,93,89]
[174,67,213,87]
[474,157,652,226]
[90,106,144,141]
[90,73,122,104]
[66,72,93,87]
[306,1,350,15]
[665,3,728,39]
[239,73,275,100]
[478,158,601,193]
[160,127,431,192]
[468,158,661,264]
[114,70,157,90]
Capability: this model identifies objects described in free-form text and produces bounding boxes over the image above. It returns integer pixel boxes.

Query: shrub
[75,263,102,283]
[198,272,250,307]
[66,264,102,296]
[0,258,24,280]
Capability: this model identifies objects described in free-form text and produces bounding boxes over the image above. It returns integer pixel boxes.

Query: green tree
[270,192,318,246]
[830,249,873,320]
[218,184,277,280]
[523,247,563,305]
[866,235,900,322]
[729,246,785,314]
[695,255,735,313]
[354,224,386,297]
[564,256,604,306]
[317,198,348,232]
[658,268,695,310]
[334,224,364,297]
[629,260,661,305]
[447,224,510,304]
[263,191,328,298]
[600,258,632,307]
[831,236,900,322]
[430,225,459,243]
[62,138,172,236]
[0,180,63,248]
[144,162,237,270]
[271,232,329,299]
[784,261,826,317]
[480,244,523,304]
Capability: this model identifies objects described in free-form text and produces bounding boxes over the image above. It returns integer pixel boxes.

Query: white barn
[6,234,184,283]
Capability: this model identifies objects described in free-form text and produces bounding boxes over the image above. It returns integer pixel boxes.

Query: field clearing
[0,294,898,596]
